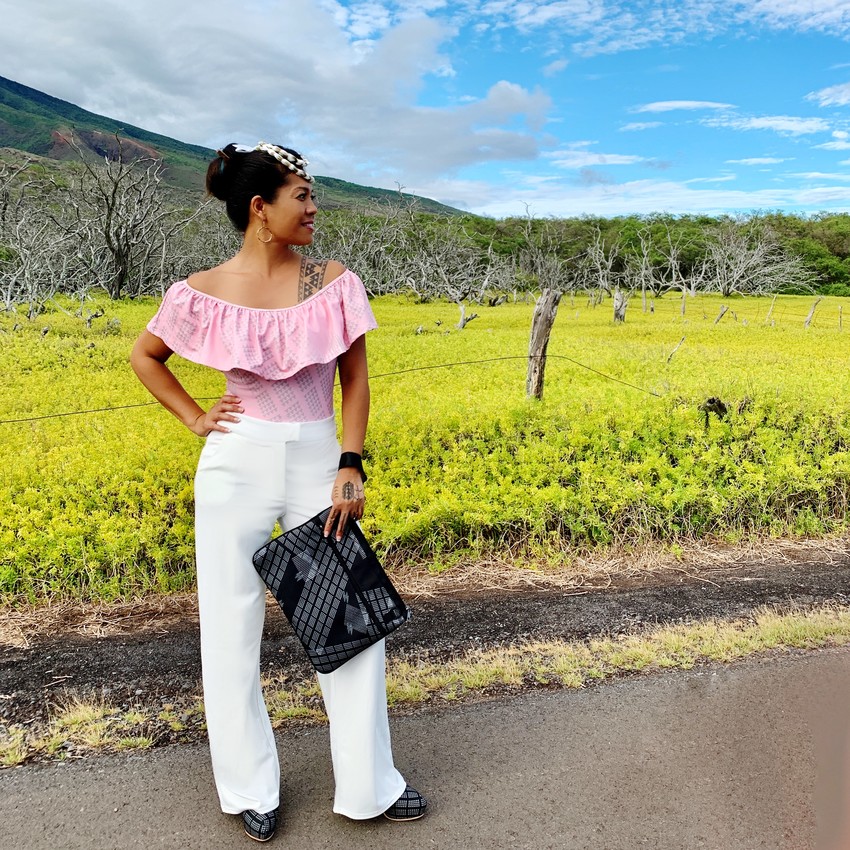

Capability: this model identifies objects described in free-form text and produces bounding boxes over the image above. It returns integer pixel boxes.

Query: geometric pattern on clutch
[252,507,410,673]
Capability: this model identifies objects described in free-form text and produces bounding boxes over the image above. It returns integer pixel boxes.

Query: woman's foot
[383,786,427,821]
[242,809,278,842]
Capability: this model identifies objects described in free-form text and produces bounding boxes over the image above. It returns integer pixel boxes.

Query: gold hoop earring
[256,224,273,244]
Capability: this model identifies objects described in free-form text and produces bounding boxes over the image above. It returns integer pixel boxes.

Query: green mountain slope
[0,75,461,214]
[0,76,214,189]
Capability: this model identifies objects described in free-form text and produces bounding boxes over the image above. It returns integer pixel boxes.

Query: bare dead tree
[394,212,512,322]
[632,226,661,312]
[45,134,209,298]
[166,201,239,291]
[623,221,697,317]
[574,226,630,323]
[659,221,693,316]
[703,219,816,296]
[311,206,407,296]
[3,216,60,316]
[579,227,618,300]
[0,163,85,314]
[0,157,33,232]
[516,218,582,293]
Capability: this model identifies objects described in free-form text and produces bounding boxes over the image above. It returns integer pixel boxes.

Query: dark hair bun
[204,142,298,232]
[205,144,237,200]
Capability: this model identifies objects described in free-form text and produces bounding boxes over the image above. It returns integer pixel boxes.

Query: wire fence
[0,354,661,425]
[3,293,843,427]
[609,295,845,328]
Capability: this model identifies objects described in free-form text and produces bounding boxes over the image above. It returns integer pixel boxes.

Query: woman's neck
[232,237,301,279]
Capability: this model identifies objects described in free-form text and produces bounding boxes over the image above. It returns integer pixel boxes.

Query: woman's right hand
[188,394,243,436]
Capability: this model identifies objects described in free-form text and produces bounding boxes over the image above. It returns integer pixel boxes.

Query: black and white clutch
[252,507,410,674]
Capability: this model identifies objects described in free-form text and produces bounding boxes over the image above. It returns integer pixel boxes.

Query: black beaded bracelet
[338,452,367,482]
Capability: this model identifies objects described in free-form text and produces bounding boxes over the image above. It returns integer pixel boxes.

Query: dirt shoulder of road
[2,536,849,762]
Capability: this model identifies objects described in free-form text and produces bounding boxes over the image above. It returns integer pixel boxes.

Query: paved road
[2,648,850,850]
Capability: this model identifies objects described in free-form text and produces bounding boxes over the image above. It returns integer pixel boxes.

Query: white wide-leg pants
[194,414,406,819]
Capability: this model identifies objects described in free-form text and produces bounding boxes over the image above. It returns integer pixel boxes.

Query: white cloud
[620,122,663,131]
[685,175,737,184]
[725,157,788,164]
[346,1,394,38]
[742,0,850,35]
[3,0,850,219]
[547,148,643,168]
[574,4,726,55]
[456,174,850,218]
[318,0,453,38]
[542,58,569,76]
[298,0,850,64]
[634,100,735,113]
[792,172,850,181]
[814,140,850,150]
[491,0,607,31]
[0,0,549,183]
[806,81,850,107]
[474,0,850,54]
[703,115,832,135]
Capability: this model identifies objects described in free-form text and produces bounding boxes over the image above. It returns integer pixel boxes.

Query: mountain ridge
[0,75,462,214]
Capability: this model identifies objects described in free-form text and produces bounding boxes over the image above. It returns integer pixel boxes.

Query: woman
[130,142,426,842]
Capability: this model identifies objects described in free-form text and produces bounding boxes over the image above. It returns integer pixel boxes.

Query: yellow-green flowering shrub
[2,292,850,603]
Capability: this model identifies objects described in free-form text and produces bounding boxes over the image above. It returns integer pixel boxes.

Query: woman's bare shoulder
[186,263,239,295]
[322,259,347,284]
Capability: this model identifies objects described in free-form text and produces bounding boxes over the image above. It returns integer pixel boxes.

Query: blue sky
[4,1,850,217]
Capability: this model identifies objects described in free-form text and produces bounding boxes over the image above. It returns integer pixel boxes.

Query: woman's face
[259,176,318,246]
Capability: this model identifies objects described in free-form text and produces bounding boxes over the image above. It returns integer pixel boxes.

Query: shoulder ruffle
[146,269,377,379]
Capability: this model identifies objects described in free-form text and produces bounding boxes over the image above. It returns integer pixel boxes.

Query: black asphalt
[3,647,850,850]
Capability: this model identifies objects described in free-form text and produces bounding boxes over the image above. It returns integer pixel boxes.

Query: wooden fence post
[526,288,562,400]
[765,294,777,325]
[667,336,686,364]
[804,297,822,329]
[613,288,628,323]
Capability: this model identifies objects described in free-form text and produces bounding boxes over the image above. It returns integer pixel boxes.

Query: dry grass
[393,534,850,598]
[377,603,850,707]
[0,594,199,647]
[4,602,850,768]
[3,535,848,646]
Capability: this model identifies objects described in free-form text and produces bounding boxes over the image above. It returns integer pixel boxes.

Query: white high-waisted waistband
[216,413,336,444]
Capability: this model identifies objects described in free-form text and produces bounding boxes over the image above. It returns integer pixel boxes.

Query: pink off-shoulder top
[147,268,377,422]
